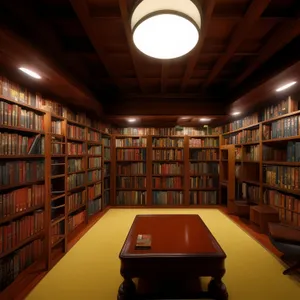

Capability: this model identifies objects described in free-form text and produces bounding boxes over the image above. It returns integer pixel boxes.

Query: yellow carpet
[27,209,300,300]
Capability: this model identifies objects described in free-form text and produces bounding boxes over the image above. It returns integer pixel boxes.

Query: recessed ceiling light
[231,112,241,116]
[276,81,297,92]
[128,118,136,123]
[199,118,211,122]
[19,67,41,79]
[131,0,201,59]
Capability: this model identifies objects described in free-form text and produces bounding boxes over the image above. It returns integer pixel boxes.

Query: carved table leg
[208,271,228,300]
[118,277,136,300]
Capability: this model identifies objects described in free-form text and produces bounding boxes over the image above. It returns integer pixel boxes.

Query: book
[135,234,152,249]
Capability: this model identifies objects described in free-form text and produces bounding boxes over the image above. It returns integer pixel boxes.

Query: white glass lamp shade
[131,0,201,59]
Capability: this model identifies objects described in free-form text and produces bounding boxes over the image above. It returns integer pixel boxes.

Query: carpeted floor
[27,209,300,300]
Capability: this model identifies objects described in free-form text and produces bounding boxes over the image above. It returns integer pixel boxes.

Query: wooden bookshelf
[0,75,111,296]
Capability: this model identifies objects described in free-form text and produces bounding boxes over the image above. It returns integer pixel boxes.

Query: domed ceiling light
[131,0,202,60]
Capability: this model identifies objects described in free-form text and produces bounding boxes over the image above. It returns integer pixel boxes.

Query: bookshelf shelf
[51,174,65,179]
[0,155,44,159]
[51,216,65,226]
[263,136,300,143]
[51,236,65,248]
[0,230,44,260]
[51,193,65,201]
[67,137,85,142]
[0,95,46,114]
[67,185,86,192]
[261,110,300,124]
[262,161,300,166]
[0,204,44,225]
[67,119,86,127]
[0,180,45,191]
[263,184,300,196]
[68,204,86,215]
[0,125,44,134]
[68,170,85,175]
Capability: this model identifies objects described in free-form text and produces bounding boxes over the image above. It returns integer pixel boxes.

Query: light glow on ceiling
[199,118,211,122]
[128,118,137,123]
[19,67,41,79]
[275,81,297,92]
[231,112,241,116]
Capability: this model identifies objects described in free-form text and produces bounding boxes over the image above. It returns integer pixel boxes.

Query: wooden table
[118,214,228,300]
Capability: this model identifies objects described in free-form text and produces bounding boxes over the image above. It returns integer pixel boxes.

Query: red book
[135,234,151,249]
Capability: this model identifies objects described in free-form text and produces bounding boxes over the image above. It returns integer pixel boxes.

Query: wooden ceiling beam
[118,0,145,93]
[70,0,121,86]
[203,0,271,87]
[232,19,300,87]
[180,0,216,92]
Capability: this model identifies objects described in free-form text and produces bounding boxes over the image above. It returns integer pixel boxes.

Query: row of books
[87,130,101,141]
[68,211,85,232]
[276,208,300,226]
[189,191,218,205]
[263,142,300,162]
[67,190,86,212]
[0,101,44,131]
[67,112,85,124]
[0,161,44,187]
[113,127,217,136]
[264,189,300,213]
[116,149,146,161]
[102,138,110,147]
[189,149,219,160]
[87,170,101,183]
[67,125,85,140]
[117,177,146,189]
[67,174,84,190]
[241,183,260,203]
[263,116,299,140]
[87,182,102,200]
[189,162,219,174]
[116,138,147,147]
[0,133,44,155]
[189,138,219,147]
[263,166,300,189]
[88,145,101,155]
[51,120,62,135]
[152,191,183,205]
[67,143,85,155]
[68,159,83,173]
[152,138,184,147]
[0,185,45,218]
[152,163,183,175]
[89,157,101,168]
[116,162,146,175]
[153,177,182,189]
[116,191,146,205]
[244,146,259,161]
[51,221,64,245]
[103,149,110,160]
[0,210,44,253]
[152,149,183,160]
[88,197,102,216]
[190,177,218,188]
[223,113,259,133]
[0,238,44,292]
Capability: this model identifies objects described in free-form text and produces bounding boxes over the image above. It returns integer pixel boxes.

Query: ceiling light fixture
[128,118,137,123]
[199,118,211,122]
[231,112,241,116]
[276,81,297,92]
[131,0,201,59]
[19,67,41,79]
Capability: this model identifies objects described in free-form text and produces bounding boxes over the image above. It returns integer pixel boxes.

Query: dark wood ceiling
[0,0,299,126]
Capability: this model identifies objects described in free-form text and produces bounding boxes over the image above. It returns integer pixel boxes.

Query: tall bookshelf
[111,128,221,207]
[113,135,148,206]
[0,75,109,296]
[152,136,185,205]
[219,95,300,227]
[188,135,219,205]
[102,132,111,209]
